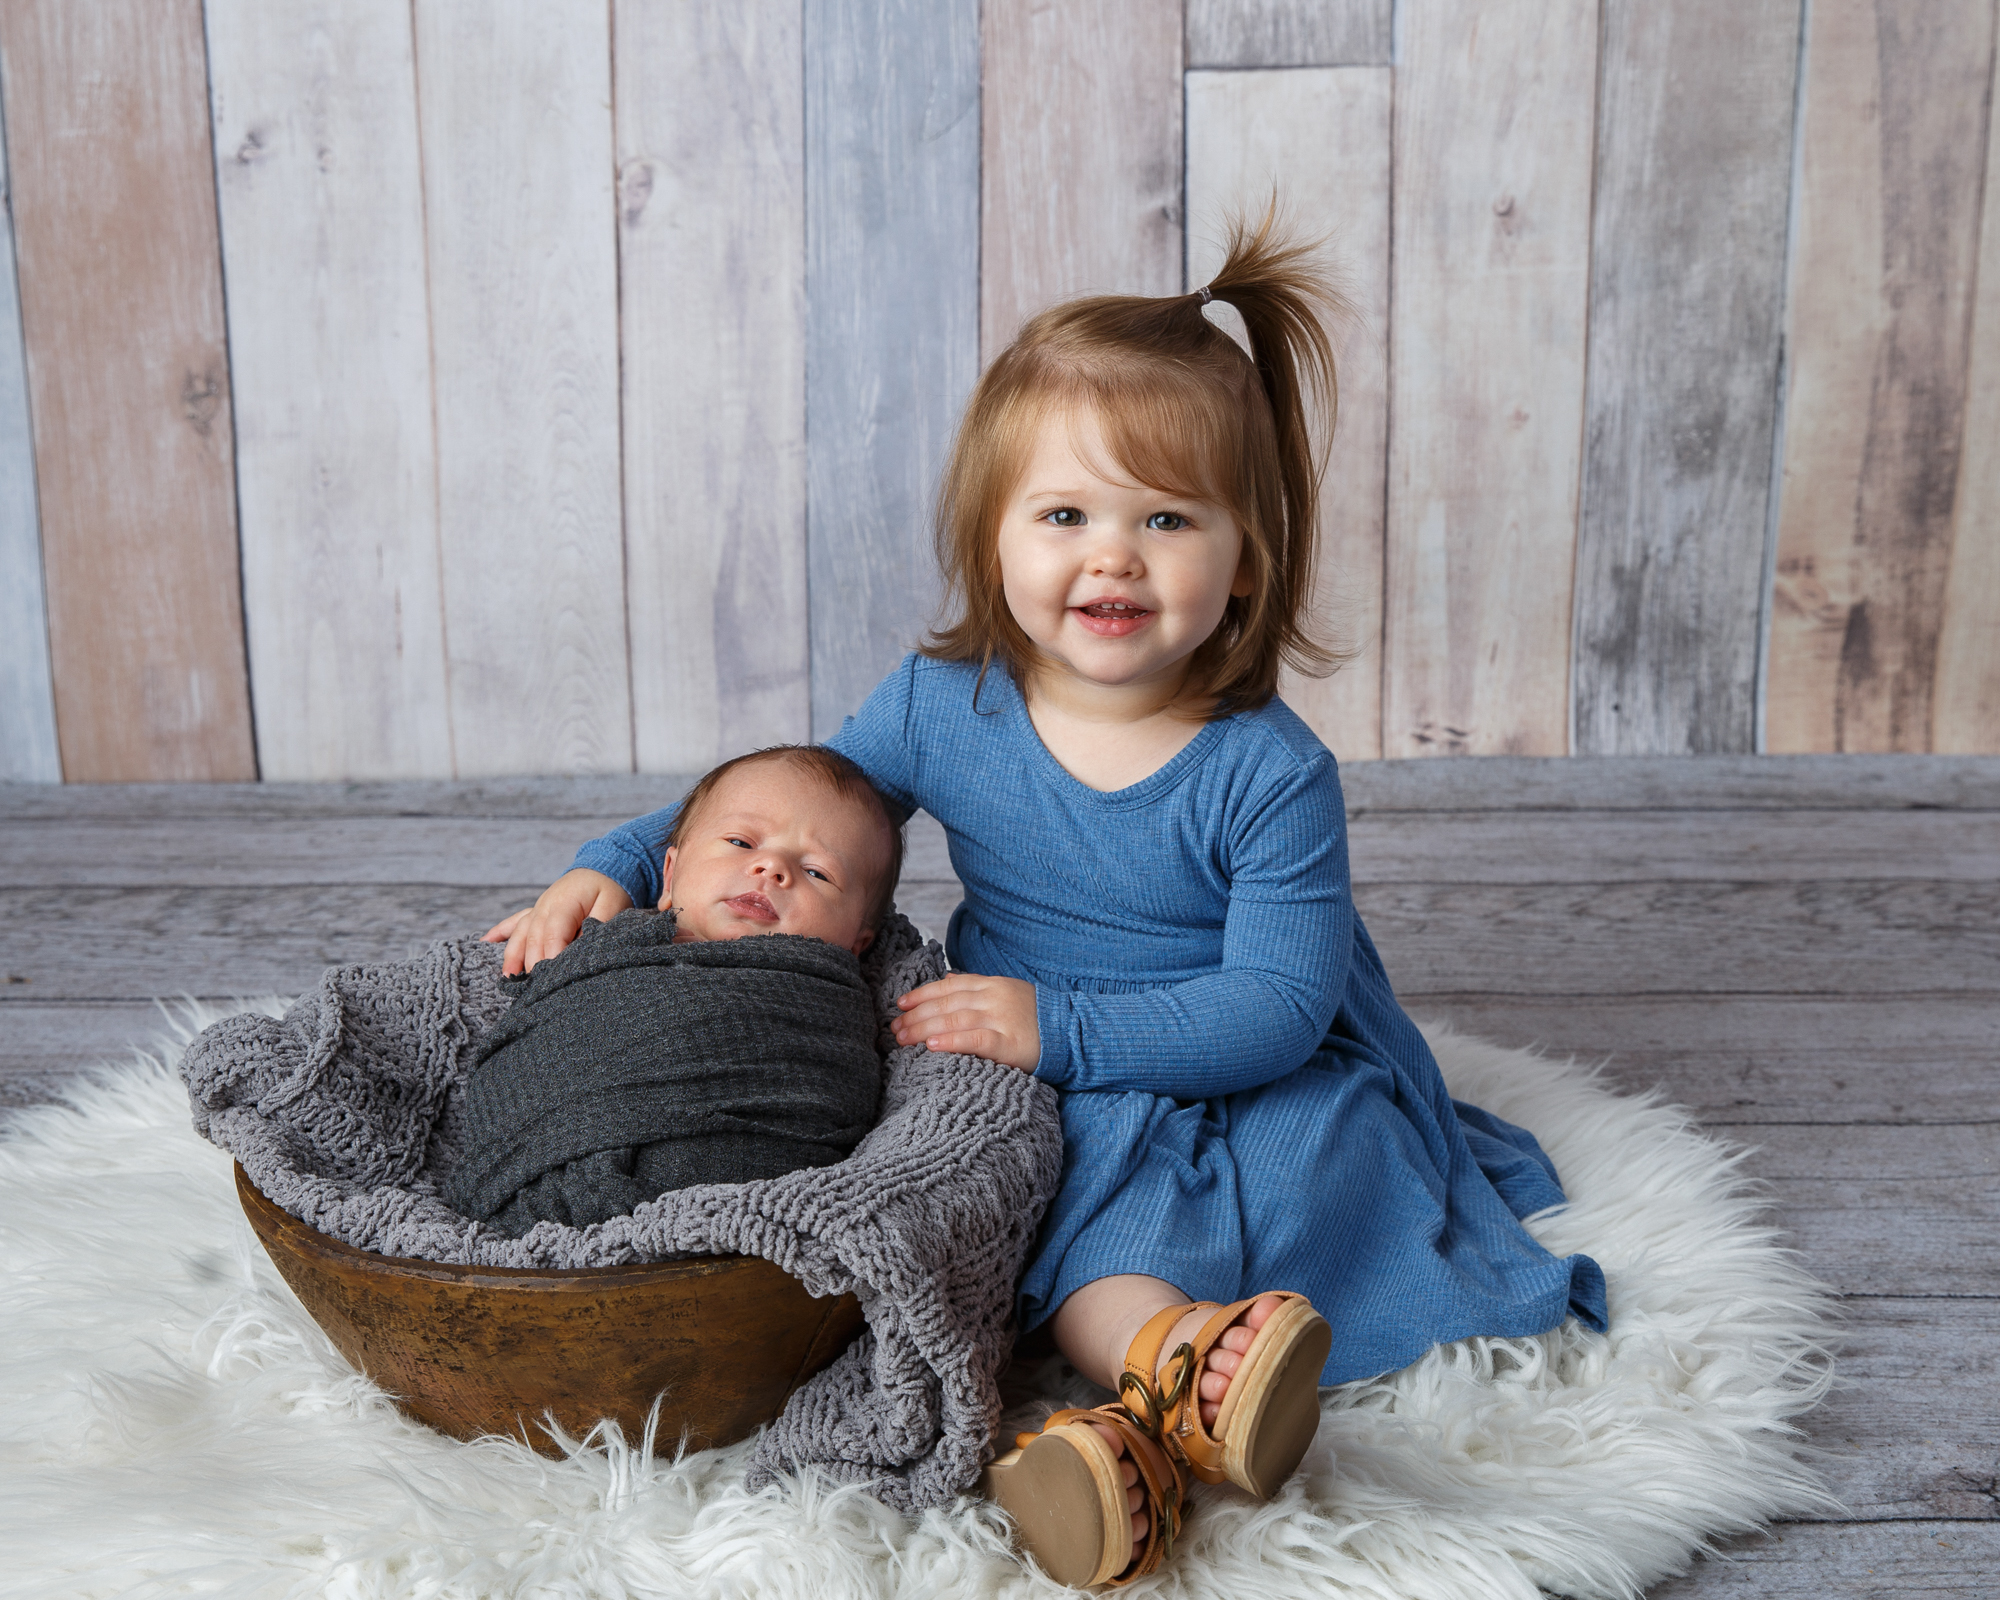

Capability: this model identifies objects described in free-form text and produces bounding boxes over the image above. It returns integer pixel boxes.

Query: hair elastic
[1196,286,1214,305]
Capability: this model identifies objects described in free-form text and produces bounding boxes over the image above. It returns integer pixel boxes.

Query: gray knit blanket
[178,912,1063,1511]
[446,913,883,1236]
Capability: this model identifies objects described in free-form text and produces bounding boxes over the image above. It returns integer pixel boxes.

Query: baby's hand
[893,974,1040,1072]
[483,869,633,975]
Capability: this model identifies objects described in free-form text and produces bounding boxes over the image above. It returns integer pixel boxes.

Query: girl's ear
[658,846,677,912]
[1230,547,1255,599]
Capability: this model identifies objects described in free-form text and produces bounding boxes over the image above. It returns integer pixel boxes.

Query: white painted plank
[1571,0,1802,755]
[1935,36,2000,756]
[615,0,808,773]
[205,0,451,781]
[1185,0,1389,68]
[1383,0,1599,757]
[0,103,56,782]
[414,0,630,776]
[979,0,1183,359]
[1186,66,1389,761]
[804,0,980,738]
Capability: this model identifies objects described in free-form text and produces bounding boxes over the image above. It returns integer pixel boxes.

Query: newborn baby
[445,746,904,1236]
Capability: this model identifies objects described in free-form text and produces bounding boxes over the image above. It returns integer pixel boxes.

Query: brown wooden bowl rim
[234,1163,762,1294]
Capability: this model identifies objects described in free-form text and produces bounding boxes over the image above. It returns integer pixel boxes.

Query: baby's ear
[658,846,677,912]
[849,926,876,956]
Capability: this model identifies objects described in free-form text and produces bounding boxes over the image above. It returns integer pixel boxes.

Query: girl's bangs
[1039,367,1247,512]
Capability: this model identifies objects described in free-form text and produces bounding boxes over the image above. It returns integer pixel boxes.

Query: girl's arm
[488,657,926,970]
[901,758,1352,1099]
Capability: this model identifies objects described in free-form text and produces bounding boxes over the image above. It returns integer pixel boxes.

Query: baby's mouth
[724,892,779,923]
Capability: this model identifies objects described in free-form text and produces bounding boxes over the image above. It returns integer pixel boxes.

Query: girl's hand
[482,869,633,975]
[893,974,1040,1072]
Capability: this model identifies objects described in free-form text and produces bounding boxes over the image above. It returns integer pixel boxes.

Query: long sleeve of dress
[569,656,924,907]
[1027,758,1353,1101]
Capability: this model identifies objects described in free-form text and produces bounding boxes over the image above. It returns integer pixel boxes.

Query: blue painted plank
[0,91,59,781]
[803,0,981,739]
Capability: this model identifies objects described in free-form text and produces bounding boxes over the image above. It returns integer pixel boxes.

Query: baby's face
[661,764,891,955]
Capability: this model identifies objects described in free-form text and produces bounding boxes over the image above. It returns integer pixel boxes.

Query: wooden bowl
[235,1164,864,1454]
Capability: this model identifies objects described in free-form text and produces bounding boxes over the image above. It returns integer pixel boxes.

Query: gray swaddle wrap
[445,911,881,1235]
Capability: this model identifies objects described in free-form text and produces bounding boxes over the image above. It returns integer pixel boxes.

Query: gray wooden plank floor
[3,754,1995,1597]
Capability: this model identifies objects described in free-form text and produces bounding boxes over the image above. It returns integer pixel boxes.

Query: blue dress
[576,655,1606,1385]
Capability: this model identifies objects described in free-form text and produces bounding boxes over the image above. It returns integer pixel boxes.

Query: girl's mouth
[1073,599,1153,637]
[724,893,779,922]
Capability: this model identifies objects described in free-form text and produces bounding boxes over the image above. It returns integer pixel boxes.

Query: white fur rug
[0,1004,1836,1600]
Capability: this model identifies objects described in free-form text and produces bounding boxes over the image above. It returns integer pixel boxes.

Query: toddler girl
[488,216,1606,1587]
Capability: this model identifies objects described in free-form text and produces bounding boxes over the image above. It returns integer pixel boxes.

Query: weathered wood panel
[1409,995,2000,1126]
[615,0,809,774]
[7,875,1986,1002]
[0,1000,193,1074]
[1934,63,2000,756]
[0,882,968,1000]
[1186,67,1389,761]
[1358,880,2000,998]
[1793,1296,2000,1521]
[0,108,55,784]
[205,0,451,781]
[1766,1,1998,753]
[1652,1521,2000,1597]
[1185,0,1388,68]
[0,0,255,781]
[1383,0,1598,757]
[980,0,1182,359]
[0,806,954,887]
[1750,1123,2000,1297]
[14,806,1992,889]
[1335,754,2000,813]
[804,0,980,738]
[1571,0,1802,755]
[413,0,629,776]
[0,886,541,999]
[0,775,694,822]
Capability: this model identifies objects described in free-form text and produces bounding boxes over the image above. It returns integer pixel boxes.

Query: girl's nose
[1085,538,1142,578]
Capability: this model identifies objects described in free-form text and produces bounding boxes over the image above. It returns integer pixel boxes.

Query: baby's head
[660,746,902,955]
[924,211,1350,712]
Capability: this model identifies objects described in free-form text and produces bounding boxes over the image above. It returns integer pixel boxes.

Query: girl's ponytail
[1198,207,1348,694]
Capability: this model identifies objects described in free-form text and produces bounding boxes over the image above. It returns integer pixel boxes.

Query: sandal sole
[984,1425,1130,1588]
[1211,1296,1332,1498]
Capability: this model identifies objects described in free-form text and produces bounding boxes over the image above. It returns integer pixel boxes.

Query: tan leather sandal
[1123,1291,1332,1499]
[983,1391,1193,1589]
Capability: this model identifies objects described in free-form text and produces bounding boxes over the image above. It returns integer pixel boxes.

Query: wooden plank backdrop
[1186,66,1390,761]
[615,0,809,774]
[979,0,1183,361]
[1570,0,1801,755]
[1766,0,1997,754]
[1383,0,1598,757]
[803,0,979,741]
[413,0,629,779]
[0,101,55,783]
[0,0,254,781]
[205,0,450,781]
[0,0,1995,781]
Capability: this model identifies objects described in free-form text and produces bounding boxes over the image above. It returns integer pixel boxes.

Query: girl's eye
[1044,507,1085,528]
[1147,512,1188,531]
